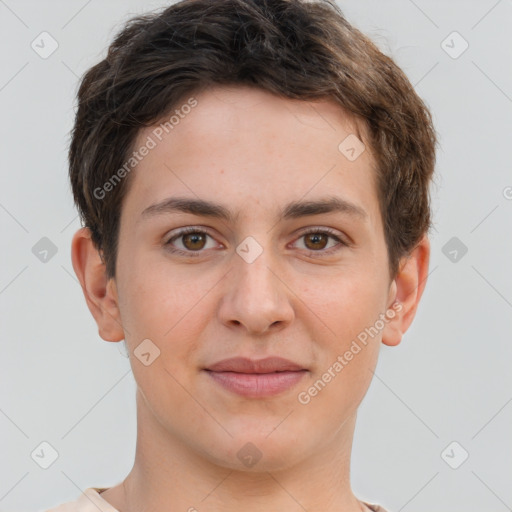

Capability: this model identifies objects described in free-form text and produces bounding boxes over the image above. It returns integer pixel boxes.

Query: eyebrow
[139,195,368,223]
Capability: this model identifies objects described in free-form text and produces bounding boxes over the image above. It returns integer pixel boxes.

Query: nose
[217,247,295,335]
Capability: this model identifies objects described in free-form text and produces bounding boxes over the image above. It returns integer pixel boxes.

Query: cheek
[119,269,210,409]
[306,267,388,348]
[118,259,210,360]
[298,279,383,419]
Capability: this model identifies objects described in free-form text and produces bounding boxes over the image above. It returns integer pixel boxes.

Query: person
[47,0,437,510]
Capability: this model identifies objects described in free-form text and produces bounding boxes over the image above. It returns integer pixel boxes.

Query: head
[70,0,436,472]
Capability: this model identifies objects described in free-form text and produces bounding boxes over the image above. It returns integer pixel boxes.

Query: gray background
[1,1,511,511]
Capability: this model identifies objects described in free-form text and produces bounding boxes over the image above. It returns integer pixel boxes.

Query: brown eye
[165,228,218,256]
[182,232,207,250]
[304,232,329,250]
[292,228,346,256]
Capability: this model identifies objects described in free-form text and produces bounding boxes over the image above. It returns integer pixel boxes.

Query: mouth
[204,357,308,398]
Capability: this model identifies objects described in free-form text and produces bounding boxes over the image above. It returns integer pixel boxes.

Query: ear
[381,234,430,347]
[71,227,125,342]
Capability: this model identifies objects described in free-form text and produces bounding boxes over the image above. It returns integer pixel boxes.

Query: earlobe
[71,227,125,342]
[381,235,430,347]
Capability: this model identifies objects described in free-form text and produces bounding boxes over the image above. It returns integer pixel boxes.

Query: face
[106,85,400,470]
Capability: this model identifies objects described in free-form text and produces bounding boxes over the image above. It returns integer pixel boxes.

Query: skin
[71,84,430,512]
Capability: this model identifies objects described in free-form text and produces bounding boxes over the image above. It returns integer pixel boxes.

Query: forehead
[134,84,371,164]
[168,84,368,146]
[123,84,379,225]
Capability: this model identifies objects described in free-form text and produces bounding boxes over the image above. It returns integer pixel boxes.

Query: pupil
[307,233,326,250]
[184,233,204,250]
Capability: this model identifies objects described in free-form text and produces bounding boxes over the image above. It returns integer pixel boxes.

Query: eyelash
[164,226,348,258]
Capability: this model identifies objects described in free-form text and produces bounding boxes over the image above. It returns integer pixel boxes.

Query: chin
[199,429,309,473]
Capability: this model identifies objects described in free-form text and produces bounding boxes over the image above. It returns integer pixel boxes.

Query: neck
[103,389,365,512]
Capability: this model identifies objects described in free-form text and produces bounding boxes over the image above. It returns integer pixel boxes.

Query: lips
[204,357,308,398]
[206,356,305,373]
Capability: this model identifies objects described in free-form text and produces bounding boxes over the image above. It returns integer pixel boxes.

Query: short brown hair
[69,0,437,281]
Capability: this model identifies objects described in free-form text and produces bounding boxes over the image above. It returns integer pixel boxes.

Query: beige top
[44,487,390,512]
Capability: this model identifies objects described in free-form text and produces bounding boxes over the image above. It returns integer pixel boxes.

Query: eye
[165,227,220,257]
[292,227,347,256]
[164,226,348,258]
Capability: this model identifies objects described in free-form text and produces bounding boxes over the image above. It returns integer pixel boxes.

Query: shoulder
[43,487,118,512]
